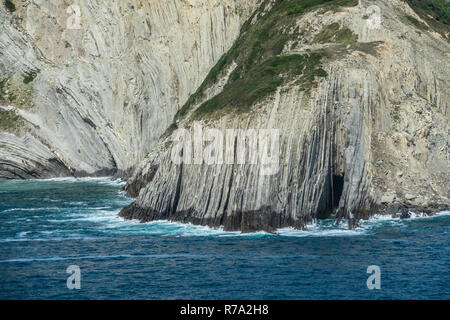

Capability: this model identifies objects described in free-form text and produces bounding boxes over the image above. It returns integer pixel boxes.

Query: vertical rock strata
[120,0,449,231]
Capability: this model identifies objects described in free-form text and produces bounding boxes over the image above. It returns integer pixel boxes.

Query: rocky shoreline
[119,201,450,233]
[117,0,449,232]
[1,1,448,232]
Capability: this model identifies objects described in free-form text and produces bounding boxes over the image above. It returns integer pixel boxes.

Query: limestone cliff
[120,0,449,231]
[0,0,260,178]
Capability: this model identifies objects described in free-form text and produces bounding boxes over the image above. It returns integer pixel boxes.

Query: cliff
[120,0,449,231]
[1,0,448,232]
[0,0,260,178]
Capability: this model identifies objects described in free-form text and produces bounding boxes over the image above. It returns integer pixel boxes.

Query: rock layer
[0,0,260,178]
[121,0,449,231]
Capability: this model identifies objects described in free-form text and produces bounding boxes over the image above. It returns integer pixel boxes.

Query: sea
[0,178,448,299]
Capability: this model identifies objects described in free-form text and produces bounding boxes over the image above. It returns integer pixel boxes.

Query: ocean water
[0,178,448,300]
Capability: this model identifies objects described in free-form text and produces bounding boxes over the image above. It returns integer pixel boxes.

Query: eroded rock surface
[121,0,449,231]
[0,0,260,178]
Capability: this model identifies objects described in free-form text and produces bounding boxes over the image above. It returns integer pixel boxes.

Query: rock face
[120,0,449,231]
[1,0,448,232]
[0,0,260,178]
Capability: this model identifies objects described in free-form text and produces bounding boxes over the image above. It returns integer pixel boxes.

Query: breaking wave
[1,177,448,240]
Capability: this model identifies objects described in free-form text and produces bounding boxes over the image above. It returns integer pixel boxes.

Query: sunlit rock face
[120,0,449,231]
[0,0,260,178]
[1,0,448,232]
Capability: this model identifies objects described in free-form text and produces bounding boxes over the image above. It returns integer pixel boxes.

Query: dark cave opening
[317,173,345,219]
[332,174,344,208]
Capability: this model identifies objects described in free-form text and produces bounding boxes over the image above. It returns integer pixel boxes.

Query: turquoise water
[0,178,448,299]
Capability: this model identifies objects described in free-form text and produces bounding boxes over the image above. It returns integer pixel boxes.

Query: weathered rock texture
[0,0,260,178]
[121,0,449,231]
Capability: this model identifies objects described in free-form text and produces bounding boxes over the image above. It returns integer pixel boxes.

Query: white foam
[362,210,450,225]
[100,219,240,237]
[275,226,364,237]
[0,253,211,263]
[0,236,104,243]
[4,176,126,186]
[1,207,44,213]
[17,231,30,237]
[95,218,363,238]
[121,210,450,238]
[5,182,448,239]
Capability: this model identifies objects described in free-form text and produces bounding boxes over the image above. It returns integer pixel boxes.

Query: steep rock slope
[121,0,449,231]
[0,0,260,178]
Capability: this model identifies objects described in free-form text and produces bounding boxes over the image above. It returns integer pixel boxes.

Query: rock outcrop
[120,0,449,231]
[1,0,448,232]
[0,0,260,178]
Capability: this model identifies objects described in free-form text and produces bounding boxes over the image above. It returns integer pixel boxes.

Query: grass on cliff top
[313,23,358,44]
[286,0,358,15]
[312,22,383,56]
[175,0,358,120]
[4,0,15,12]
[194,53,327,117]
[405,0,450,39]
[0,109,23,130]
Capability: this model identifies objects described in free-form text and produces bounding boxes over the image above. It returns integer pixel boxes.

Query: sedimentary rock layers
[0,0,260,178]
[121,0,449,231]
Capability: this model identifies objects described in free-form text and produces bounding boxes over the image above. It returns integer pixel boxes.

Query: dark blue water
[0,178,448,299]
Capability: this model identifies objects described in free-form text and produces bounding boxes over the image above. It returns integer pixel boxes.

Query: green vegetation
[0,109,22,130]
[195,53,327,117]
[286,0,332,15]
[313,23,383,58]
[406,15,430,30]
[23,73,36,84]
[0,78,17,103]
[285,0,358,15]
[176,0,359,120]
[313,23,340,43]
[407,0,450,25]
[390,101,401,123]
[4,0,15,12]
[162,122,179,138]
[313,23,358,44]
[0,78,7,101]
[405,0,450,38]
[1,76,35,109]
